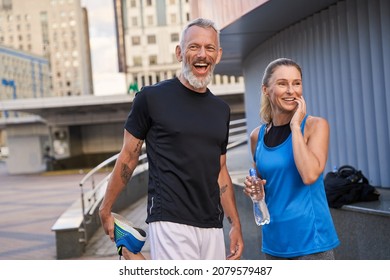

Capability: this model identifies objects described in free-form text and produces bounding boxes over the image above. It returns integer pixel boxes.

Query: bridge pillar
[5,122,49,174]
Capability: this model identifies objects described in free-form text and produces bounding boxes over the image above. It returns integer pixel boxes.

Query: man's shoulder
[208,91,230,110]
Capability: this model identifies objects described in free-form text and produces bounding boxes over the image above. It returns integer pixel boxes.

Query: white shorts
[148,221,226,260]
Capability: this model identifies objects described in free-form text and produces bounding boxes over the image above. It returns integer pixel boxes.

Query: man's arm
[218,154,244,260]
[99,129,144,241]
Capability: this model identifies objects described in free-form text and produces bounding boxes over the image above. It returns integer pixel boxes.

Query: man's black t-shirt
[124,78,230,228]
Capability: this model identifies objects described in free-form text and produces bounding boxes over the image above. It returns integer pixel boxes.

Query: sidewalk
[0,144,251,260]
[0,162,105,259]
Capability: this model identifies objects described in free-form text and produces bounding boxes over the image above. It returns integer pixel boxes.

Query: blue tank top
[254,115,339,257]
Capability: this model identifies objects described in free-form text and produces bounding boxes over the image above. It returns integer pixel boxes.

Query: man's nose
[197,46,206,57]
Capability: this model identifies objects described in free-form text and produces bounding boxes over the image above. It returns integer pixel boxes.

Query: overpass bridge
[0,87,244,174]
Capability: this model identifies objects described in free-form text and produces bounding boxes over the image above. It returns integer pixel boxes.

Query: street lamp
[1,78,17,117]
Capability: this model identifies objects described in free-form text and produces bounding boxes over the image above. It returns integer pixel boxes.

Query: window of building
[131,36,140,45]
[149,55,157,65]
[146,0,152,6]
[169,0,176,4]
[170,14,176,24]
[133,56,142,66]
[131,17,138,26]
[171,33,179,42]
[130,0,136,7]
[147,35,156,44]
[147,15,153,25]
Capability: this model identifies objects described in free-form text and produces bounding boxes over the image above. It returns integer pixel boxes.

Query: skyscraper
[0,0,93,97]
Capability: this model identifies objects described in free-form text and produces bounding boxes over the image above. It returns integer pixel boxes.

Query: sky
[81,0,126,95]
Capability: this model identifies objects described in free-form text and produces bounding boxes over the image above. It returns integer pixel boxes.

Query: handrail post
[79,182,88,243]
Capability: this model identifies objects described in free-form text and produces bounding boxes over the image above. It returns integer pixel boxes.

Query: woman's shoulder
[249,124,267,145]
[305,115,329,133]
[250,125,262,139]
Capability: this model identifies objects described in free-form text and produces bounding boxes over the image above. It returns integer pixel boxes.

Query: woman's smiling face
[264,65,303,113]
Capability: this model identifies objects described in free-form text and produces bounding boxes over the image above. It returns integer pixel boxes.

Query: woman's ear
[262,84,268,96]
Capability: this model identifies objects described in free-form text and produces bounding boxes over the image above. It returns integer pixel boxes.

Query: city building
[0,0,93,97]
[0,45,50,151]
[0,45,50,102]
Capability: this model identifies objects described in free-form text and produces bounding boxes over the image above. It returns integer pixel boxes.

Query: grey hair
[180,18,220,50]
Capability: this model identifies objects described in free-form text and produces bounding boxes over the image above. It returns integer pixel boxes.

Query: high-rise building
[0,45,50,101]
[0,0,93,98]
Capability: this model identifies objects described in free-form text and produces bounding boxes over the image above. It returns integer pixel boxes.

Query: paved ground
[0,144,251,260]
[0,165,112,260]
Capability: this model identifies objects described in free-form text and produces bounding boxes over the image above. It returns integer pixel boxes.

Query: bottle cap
[249,168,257,177]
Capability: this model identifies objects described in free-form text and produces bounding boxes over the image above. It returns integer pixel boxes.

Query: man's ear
[175,45,182,62]
[215,47,223,64]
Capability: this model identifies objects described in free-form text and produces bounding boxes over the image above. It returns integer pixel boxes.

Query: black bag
[324,165,380,208]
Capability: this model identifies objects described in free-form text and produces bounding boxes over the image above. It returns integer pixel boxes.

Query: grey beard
[182,62,214,89]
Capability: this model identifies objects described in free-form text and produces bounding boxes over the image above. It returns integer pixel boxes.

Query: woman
[244,58,339,260]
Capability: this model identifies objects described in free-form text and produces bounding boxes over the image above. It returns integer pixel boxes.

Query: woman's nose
[286,84,294,94]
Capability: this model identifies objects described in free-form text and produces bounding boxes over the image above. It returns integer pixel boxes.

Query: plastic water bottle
[249,168,270,226]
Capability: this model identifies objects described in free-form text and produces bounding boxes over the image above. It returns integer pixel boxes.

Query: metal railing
[78,118,247,243]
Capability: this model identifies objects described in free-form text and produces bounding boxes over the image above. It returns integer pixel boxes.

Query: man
[99,18,243,260]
